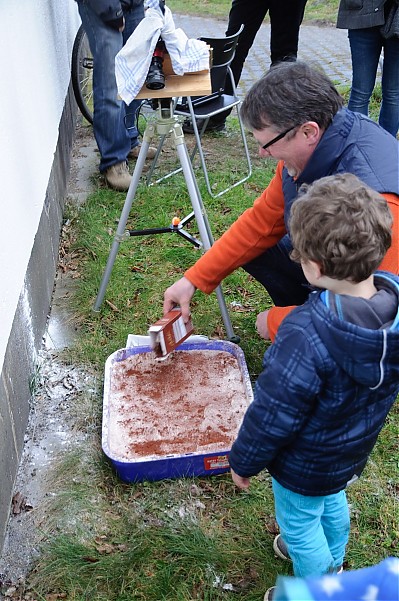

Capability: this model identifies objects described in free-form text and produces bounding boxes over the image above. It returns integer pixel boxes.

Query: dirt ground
[0,116,262,599]
[0,123,99,600]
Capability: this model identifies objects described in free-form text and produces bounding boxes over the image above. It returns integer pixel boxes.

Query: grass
[24,102,399,601]
[21,6,398,599]
[60,121,274,380]
[167,0,340,25]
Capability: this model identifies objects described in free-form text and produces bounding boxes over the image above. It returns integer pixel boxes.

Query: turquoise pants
[272,478,350,577]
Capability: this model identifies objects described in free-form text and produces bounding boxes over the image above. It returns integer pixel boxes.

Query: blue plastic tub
[102,340,253,483]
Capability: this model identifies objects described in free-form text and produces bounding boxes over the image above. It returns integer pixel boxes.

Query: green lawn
[23,4,399,598]
[167,0,340,24]
[26,112,398,600]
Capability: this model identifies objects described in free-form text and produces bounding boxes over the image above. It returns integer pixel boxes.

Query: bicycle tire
[71,25,94,124]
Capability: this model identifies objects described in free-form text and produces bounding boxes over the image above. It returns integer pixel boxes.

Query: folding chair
[146,25,252,198]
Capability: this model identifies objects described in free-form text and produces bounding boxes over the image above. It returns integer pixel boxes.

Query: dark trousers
[243,235,311,306]
[213,0,308,123]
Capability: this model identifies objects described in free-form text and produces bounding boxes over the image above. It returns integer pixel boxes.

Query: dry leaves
[82,536,127,562]
[11,493,32,515]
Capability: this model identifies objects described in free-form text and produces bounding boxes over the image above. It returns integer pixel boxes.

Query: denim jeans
[77,1,144,172]
[272,478,350,577]
[243,234,311,307]
[348,27,399,137]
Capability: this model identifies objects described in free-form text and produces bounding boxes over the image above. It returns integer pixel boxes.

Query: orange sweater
[185,161,399,341]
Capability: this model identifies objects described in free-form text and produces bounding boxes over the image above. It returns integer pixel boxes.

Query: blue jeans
[348,27,399,137]
[77,1,144,172]
[272,478,350,577]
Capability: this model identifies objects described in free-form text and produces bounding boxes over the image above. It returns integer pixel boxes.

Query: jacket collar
[296,108,354,186]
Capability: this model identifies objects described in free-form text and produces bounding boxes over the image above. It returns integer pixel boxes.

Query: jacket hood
[310,272,399,389]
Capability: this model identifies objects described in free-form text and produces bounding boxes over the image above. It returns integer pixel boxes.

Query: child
[228,173,399,600]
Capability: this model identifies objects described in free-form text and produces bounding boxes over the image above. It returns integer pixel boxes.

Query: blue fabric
[348,27,399,137]
[272,479,349,577]
[243,108,399,305]
[80,1,142,24]
[77,0,144,172]
[283,108,399,231]
[228,272,399,495]
[274,557,399,601]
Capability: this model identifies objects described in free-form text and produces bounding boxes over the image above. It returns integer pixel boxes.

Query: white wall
[0,0,80,373]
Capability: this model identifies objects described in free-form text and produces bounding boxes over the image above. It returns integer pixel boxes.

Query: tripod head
[149,97,173,117]
[148,98,185,137]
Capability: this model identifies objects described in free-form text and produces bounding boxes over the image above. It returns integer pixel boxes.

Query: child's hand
[231,468,251,489]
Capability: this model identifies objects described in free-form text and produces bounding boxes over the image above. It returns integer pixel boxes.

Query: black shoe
[273,534,291,561]
[182,118,226,134]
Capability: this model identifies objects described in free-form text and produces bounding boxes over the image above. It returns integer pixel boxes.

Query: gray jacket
[337,0,388,29]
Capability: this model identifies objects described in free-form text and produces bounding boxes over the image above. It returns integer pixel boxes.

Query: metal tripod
[93,99,237,341]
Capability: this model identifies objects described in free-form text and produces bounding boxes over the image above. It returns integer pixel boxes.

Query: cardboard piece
[148,309,194,358]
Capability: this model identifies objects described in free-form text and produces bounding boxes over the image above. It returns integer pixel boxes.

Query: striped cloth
[115,0,210,104]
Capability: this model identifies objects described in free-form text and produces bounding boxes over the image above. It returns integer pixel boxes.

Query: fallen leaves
[82,536,128,562]
[11,493,33,515]
[105,299,120,312]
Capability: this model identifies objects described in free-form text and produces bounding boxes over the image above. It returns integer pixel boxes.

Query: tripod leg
[93,124,155,311]
[145,132,167,185]
[173,124,238,342]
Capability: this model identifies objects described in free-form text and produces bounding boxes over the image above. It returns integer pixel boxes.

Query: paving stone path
[173,14,382,96]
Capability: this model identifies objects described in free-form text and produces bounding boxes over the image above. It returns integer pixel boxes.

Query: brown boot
[104,162,131,191]
[128,144,158,160]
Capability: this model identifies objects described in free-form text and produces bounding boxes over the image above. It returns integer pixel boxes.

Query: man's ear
[300,122,321,145]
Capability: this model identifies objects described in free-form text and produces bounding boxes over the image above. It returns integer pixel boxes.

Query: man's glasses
[261,125,297,150]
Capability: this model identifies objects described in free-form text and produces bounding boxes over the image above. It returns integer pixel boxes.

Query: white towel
[115,2,210,104]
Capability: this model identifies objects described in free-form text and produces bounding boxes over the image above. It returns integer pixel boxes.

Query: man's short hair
[240,61,344,133]
[289,173,393,283]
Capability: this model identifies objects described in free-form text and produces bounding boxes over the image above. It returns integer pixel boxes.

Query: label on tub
[204,454,230,470]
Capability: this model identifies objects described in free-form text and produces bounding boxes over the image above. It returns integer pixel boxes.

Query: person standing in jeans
[337,0,399,138]
[76,0,156,191]
[185,0,308,134]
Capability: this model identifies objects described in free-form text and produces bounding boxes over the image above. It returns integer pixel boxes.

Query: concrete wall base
[0,84,77,554]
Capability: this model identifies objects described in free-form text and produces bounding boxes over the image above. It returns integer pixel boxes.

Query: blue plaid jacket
[229,272,399,495]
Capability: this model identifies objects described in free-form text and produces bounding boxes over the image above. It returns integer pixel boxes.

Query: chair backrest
[199,24,244,96]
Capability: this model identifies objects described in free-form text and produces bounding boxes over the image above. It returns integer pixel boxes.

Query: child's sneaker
[273,534,291,561]
[272,535,344,570]
[264,586,276,600]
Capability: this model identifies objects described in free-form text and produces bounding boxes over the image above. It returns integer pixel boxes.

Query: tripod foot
[228,334,241,344]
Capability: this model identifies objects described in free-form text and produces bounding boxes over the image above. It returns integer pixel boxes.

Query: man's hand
[256,310,270,340]
[231,468,251,489]
[163,277,196,323]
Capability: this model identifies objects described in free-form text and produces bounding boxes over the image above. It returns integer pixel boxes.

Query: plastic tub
[102,340,253,482]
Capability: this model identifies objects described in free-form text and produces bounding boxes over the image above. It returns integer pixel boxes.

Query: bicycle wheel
[71,25,94,124]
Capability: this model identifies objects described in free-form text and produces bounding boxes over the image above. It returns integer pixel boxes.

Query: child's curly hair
[289,173,393,283]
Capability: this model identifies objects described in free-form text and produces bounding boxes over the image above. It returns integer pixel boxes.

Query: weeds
[167,0,341,25]
[24,26,399,600]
